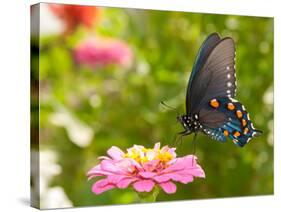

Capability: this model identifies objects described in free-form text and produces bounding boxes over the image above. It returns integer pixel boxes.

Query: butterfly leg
[173,130,192,146]
[191,133,198,166]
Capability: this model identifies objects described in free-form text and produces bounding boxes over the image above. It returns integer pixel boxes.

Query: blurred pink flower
[87,143,205,195]
[73,38,133,69]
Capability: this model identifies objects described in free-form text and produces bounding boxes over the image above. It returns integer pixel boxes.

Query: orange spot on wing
[210,99,219,108]
[233,131,241,137]
[223,130,229,137]
[241,119,247,127]
[227,103,235,110]
[243,127,249,134]
[236,110,243,119]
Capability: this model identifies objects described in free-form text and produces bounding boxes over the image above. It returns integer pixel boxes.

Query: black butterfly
[177,33,262,147]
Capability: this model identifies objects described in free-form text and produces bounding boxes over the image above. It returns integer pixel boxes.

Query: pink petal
[87,165,113,179]
[133,180,155,192]
[159,181,177,194]
[126,158,143,170]
[92,179,116,194]
[87,164,101,176]
[117,178,137,189]
[107,174,127,184]
[153,175,171,183]
[163,158,187,173]
[154,173,193,184]
[98,156,110,160]
[154,155,205,183]
[183,166,206,178]
[142,160,160,172]
[184,155,198,166]
[138,171,156,178]
[107,146,125,160]
[154,142,160,150]
[169,173,194,184]
[100,160,126,174]
[163,155,198,173]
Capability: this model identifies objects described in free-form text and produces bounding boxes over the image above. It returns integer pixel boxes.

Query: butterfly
[177,32,262,147]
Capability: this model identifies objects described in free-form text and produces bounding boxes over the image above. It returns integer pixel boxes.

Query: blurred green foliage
[32,7,273,207]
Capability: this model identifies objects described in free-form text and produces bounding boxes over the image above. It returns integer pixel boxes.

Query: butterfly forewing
[187,38,237,114]
[186,33,221,113]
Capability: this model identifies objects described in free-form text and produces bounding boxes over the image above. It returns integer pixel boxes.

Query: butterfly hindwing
[201,127,227,142]
[199,97,262,147]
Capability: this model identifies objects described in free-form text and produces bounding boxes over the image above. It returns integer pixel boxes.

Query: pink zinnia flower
[73,38,133,69]
[87,143,205,194]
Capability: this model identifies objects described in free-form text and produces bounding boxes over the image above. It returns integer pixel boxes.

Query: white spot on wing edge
[229,97,238,102]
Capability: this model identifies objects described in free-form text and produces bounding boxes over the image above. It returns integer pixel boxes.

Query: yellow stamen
[123,145,175,164]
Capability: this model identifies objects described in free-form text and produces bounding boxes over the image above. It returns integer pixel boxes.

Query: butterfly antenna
[191,133,198,166]
[160,101,179,116]
[160,101,176,110]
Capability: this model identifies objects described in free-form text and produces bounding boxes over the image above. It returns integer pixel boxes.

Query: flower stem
[137,186,160,203]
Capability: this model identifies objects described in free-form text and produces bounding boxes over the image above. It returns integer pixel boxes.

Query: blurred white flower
[267,119,274,146]
[38,150,72,208]
[41,186,73,209]
[31,150,40,206]
[263,85,273,146]
[225,17,239,30]
[259,41,270,54]
[49,108,94,147]
[89,93,102,108]
[35,3,64,36]
[263,85,273,106]
[136,61,150,76]
[40,150,62,196]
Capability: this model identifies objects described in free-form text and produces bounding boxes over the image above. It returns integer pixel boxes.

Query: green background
[31,6,274,208]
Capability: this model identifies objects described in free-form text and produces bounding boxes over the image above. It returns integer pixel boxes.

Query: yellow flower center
[123,145,174,164]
